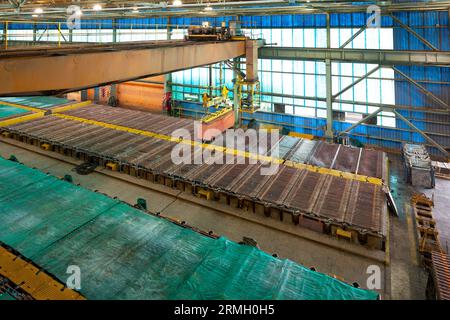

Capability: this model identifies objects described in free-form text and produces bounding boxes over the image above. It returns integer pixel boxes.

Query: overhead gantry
[0,40,260,96]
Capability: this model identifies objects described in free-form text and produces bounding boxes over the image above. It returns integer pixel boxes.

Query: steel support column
[80,90,88,101]
[4,21,7,49]
[233,57,241,128]
[112,18,117,43]
[94,87,100,102]
[325,13,333,139]
[164,17,172,95]
[33,23,37,42]
[108,83,118,107]
[209,65,213,97]
[326,59,333,139]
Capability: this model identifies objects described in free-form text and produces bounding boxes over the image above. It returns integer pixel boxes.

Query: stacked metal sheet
[1,105,388,249]
[403,143,435,188]
[431,251,450,300]
[63,105,388,179]
[62,105,195,136]
[281,136,386,180]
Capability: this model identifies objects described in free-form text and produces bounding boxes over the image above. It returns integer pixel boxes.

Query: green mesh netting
[0,157,378,300]
[0,96,70,109]
[0,104,28,120]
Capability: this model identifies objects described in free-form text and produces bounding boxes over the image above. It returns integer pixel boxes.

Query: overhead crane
[0,38,262,97]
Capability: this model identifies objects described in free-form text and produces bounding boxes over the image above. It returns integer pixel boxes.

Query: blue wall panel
[178,101,446,156]
[4,9,448,156]
[393,11,449,155]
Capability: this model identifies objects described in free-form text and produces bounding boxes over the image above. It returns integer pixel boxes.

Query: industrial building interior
[0,0,449,302]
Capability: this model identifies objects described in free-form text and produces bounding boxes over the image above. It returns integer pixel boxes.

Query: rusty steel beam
[0,40,246,96]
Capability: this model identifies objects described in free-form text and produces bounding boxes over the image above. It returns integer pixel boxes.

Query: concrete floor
[386,154,450,299]
[388,154,428,299]
[2,139,449,299]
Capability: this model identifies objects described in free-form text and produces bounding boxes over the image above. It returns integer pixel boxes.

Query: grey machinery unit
[403,144,435,188]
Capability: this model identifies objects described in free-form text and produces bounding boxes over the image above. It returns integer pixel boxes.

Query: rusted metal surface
[285,138,386,179]
[230,164,271,198]
[345,182,387,235]
[210,130,282,156]
[357,149,384,179]
[313,175,349,221]
[62,104,386,180]
[63,105,195,136]
[206,163,251,191]
[1,112,387,249]
[431,251,450,300]
[412,193,443,268]
[333,145,360,173]
[308,142,340,169]
[0,41,246,96]
[284,170,325,214]
[257,166,303,206]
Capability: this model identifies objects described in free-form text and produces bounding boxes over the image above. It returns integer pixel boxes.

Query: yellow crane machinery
[202,86,231,111]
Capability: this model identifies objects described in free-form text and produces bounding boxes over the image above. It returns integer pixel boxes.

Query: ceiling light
[173,0,182,7]
[93,4,102,11]
[32,14,38,18]
[204,4,213,11]
[132,7,139,13]
[34,8,43,14]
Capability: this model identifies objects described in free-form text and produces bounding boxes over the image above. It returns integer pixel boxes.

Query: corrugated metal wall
[393,11,449,156]
[173,12,449,156]
[177,101,416,152]
[2,11,449,156]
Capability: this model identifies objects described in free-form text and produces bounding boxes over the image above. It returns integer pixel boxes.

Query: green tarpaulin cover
[0,104,28,120]
[0,96,70,109]
[0,157,378,300]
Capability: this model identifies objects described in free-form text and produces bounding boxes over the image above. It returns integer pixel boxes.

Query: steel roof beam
[1,1,450,18]
[259,47,450,67]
